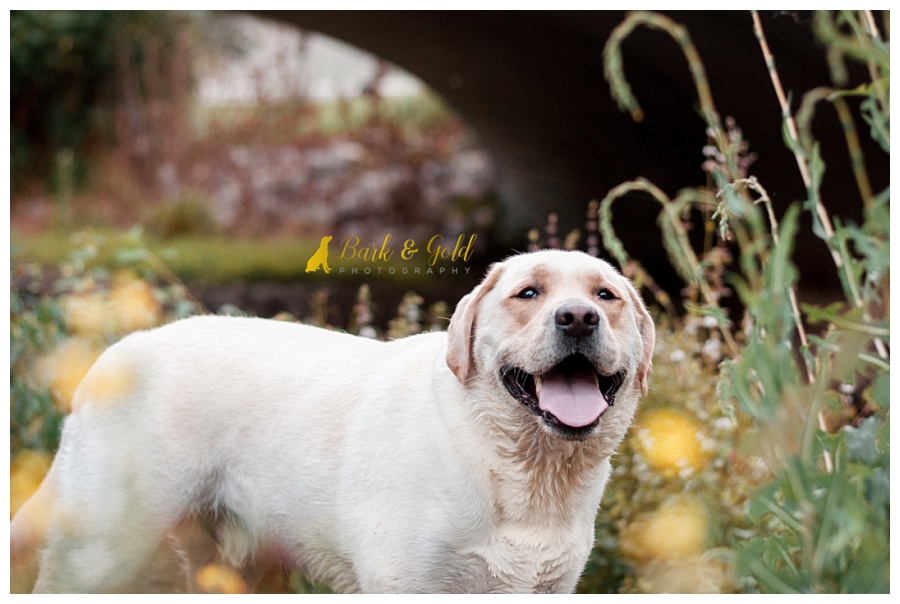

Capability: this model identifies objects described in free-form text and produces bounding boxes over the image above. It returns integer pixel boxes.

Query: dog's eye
[597,288,617,301]
[516,287,540,299]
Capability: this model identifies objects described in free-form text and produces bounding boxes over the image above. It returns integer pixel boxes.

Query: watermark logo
[305,236,333,274]
[305,234,478,276]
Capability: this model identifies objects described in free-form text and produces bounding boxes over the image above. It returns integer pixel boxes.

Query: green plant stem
[750,11,862,307]
[599,178,739,355]
[604,12,729,155]
[832,96,875,205]
[754,11,889,366]
[795,87,875,208]
[738,178,812,367]
[813,11,890,70]
[861,11,889,119]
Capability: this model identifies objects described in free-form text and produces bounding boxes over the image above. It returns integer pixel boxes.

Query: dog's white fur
[10,250,654,593]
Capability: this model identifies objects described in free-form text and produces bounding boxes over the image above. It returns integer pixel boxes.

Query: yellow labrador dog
[11,250,654,593]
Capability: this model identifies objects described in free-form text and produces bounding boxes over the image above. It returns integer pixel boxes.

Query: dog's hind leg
[26,413,185,592]
[32,519,171,593]
[10,463,57,593]
[30,466,188,594]
[28,462,177,592]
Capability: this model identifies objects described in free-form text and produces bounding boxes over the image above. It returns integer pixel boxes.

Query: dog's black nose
[555,303,600,337]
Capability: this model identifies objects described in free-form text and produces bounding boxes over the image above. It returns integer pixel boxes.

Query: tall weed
[598,10,889,593]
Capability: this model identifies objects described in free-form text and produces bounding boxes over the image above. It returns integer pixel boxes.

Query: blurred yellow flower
[61,292,111,338]
[620,499,708,562]
[109,277,162,334]
[60,276,161,340]
[10,450,52,518]
[629,553,732,594]
[636,408,710,476]
[195,563,249,594]
[37,338,103,413]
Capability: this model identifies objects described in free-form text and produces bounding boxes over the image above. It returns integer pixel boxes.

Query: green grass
[10,228,457,287]
[315,93,457,135]
[193,92,458,141]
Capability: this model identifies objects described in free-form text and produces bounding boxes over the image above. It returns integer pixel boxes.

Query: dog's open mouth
[501,354,626,438]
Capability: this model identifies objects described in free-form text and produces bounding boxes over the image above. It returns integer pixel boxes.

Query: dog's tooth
[593,373,600,388]
[535,376,543,396]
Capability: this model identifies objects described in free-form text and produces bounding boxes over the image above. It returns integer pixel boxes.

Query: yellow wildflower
[109,277,162,334]
[620,499,708,562]
[10,450,52,518]
[37,338,103,413]
[61,292,111,338]
[636,408,710,476]
[195,563,249,594]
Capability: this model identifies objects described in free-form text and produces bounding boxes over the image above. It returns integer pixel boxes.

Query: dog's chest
[459,522,590,593]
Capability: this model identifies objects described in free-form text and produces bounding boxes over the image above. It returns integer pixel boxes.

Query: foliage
[595,10,889,593]
[11,12,497,245]
[143,190,220,239]
[11,10,116,189]
[10,230,204,459]
[10,288,67,454]
[9,11,192,191]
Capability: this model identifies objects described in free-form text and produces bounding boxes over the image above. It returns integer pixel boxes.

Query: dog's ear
[624,279,655,395]
[446,263,505,383]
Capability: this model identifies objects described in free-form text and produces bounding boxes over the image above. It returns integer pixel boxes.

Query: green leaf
[748,483,804,533]
[864,467,889,512]
[867,371,889,410]
[737,538,806,594]
[682,301,731,328]
[115,247,150,265]
[807,143,826,199]
[843,417,880,465]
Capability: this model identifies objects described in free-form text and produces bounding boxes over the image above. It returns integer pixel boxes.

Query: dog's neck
[435,358,612,525]
[482,412,610,525]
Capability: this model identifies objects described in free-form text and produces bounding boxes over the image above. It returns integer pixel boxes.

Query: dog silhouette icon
[305,236,333,273]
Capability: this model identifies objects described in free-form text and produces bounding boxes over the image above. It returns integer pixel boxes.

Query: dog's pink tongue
[538,370,608,428]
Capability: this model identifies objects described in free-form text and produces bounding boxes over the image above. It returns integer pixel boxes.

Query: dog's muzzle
[501,354,626,440]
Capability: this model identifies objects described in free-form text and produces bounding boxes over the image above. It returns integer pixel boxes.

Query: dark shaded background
[256,10,889,300]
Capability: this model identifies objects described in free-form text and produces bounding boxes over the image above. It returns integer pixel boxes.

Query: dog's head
[447,250,654,444]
